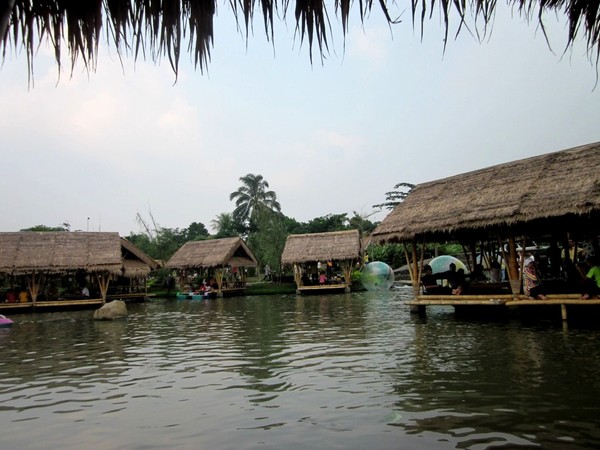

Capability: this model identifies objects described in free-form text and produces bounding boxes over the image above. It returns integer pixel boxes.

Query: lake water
[1,286,599,449]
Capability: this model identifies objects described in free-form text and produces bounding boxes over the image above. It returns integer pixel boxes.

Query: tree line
[21,175,416,274]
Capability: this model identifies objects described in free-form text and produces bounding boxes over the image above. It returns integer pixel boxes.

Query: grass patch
[246,282,297,295]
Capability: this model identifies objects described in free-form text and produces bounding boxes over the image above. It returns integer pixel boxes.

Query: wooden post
[216,267,224,293]
[561,304,568,321]
[293,264,302,287]
[408,239,423,315]
[507,235,521,297]
[341,261,353,287]
[96,271,110,303]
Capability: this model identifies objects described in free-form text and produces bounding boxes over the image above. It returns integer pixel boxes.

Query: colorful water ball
[429,255,467,274]
[362,261,395,291]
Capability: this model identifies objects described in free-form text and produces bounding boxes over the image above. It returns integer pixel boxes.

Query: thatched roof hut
[1,0,598,79]
[372,141,600,244]
[165,237,257,270]
[281,230,361,265]
[281,230,361,291]
[0,232,159,302]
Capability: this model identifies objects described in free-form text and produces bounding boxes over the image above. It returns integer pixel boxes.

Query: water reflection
[0,288,599,449]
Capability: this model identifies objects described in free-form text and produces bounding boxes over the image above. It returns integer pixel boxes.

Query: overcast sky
[1,5,599,236]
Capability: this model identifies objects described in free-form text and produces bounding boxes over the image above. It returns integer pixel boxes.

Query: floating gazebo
[165,237,257,297]
[372,141,600,321]
[281,229,361,294]
[0,232,159,311]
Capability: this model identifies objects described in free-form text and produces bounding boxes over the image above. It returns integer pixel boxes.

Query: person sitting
[81,285,90,297]
[489,260,502,283]
[421,264,451,294]
[523,258,548,300]
[6,289,17,303]
[469,264,488,283]
[319,272,327,285]
[451,268,467,295]
[18,288,30,303]
[580,257,600,299]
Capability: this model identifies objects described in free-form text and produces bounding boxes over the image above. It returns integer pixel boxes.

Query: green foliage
[185,221,209,240]
[248,209,287,278]
[127,217,210,261]
[373,182,415,211]
[21,223,71,232]
[304,213,349,233]
[211,212,244,238]
[350,270,366,291]
[367,243,406,268]
[436,242,463,257]
[348,211,378,236]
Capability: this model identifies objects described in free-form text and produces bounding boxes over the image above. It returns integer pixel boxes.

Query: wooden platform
[296,284,350,295]
[0,298,104,312]
[409,293,600,321]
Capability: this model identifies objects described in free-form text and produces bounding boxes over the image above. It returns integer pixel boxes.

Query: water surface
[1,287,599,449]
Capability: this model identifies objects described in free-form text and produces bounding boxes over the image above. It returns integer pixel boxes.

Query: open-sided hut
[281,230,361,294]
[113,237,161,299]
[165,237,257,296]
[0,232,158,310]
[372,141,600,320]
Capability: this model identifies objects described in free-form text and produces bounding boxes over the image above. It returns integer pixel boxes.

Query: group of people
[1,288,31,303]
[421,254,600,300]
[528,255,600,300]
[1,284,91,303]
[421,263,468,295]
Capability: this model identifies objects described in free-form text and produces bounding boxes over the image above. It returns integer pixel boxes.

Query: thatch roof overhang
[0,231,123,275]
[2,0,599,80]
[372,142,600,244]
[165,237,258,270]
[281,230,361,265]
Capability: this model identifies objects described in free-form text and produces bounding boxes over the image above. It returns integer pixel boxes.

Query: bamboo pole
[403,243,413,282]
[412,241,419,293]
[341,261,352,286]
[518,235,527,283]
[96,271,110,303]
[216,267,224,292]
[506,234,520,296]
[27,271,44,304]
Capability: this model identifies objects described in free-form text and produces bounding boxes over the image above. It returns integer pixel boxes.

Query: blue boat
[176,291,216,300]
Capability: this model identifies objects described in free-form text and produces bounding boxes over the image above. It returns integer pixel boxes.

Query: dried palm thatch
[1,0,599,80]
[0,231,159,276]
[121,237,160,277]
[372,141,600,243]
[281,229,361,264]
[0,231,123,275]
[165,237,258,270]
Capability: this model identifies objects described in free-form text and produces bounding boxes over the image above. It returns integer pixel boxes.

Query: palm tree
[211,212,241,238]
[229,174,281,228]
